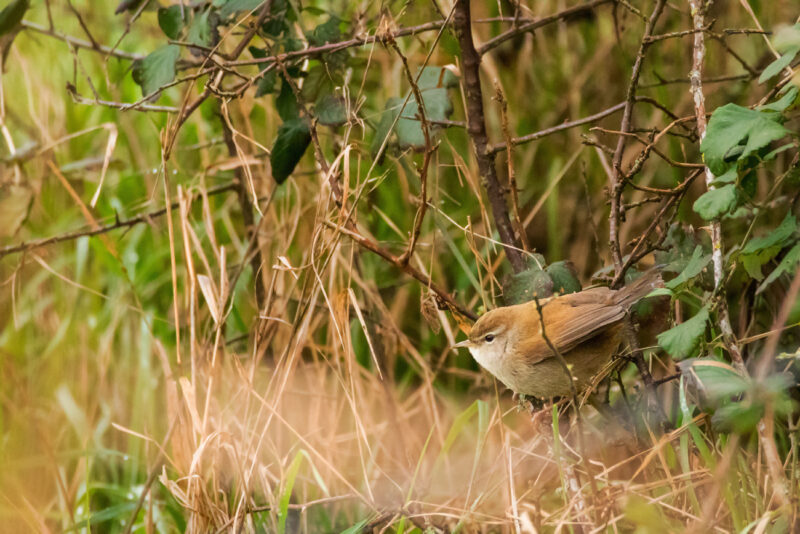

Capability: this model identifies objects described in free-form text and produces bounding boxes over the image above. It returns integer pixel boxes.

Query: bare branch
[0,184,237,260]
[21,19,143,61]
[453,0,525,272]
[477,0,613,55]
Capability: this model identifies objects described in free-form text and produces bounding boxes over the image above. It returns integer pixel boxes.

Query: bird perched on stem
[453,269,662,399]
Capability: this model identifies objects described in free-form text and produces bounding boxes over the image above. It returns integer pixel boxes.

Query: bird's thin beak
[451,339,473,350]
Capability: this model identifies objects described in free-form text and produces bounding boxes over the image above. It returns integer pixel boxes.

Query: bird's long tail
[612,267,664,308]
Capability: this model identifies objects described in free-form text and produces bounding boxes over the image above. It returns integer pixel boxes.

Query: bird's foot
[515,393,530,413]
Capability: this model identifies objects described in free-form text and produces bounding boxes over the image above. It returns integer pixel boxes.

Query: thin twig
[686,0,744,371]
[477,0,614,55]
[21,19,143,61]
[453,0,525,272]
[389,41,435,267]
[605,0,667,391]
[493,81,529,251]
[323,221,476,321]
[0,184,237,260]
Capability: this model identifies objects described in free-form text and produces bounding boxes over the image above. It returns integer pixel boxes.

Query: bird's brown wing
[517,294,625,365]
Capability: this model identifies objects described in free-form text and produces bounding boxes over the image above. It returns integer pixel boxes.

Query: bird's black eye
[484,334,495,343]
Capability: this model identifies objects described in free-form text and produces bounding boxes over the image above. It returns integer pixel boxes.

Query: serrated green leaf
[742,213,797,254]
[187,9,212,47]
[396,87,454,149]
[215,0,263,18]
[0,0,29,36]
[693,184,738,220]
[657,306,709,359]
[711,402,764,434]
[711,167,738,185]
[249,47,277,96]
[255,69,277,97]
[757,242,800,294]
[654,223,707,275]
[758,85,799,113]
[307,16,341,46]
[416,66,459,90]
[666,245,711,289]
[300,64,333,103]
[546,261,581,295]
[701,103,788,175]
[371,96,403,161]
[503,266,554,305]
[157,5,184,39]
[763,142,796,162]
[741,247,779,280]
[275,76,299,121]
[131,44,180,97]
[680,359,750,402]
[262,0,292,36]
[315,93,347,126]
[270,118,311,184]
[372,67,459,153]
[758,46,799,84]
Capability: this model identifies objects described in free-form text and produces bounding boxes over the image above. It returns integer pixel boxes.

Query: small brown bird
[453,270,662,398]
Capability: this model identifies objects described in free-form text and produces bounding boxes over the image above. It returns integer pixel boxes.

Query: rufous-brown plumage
[454,270,662,398]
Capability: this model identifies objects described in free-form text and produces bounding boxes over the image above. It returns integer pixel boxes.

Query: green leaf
[772,23,800,53]
[666,245,711,289]
[711,167,737,185]
[157,5,184,39]
[758,85,799,113]
[262,0,291,36]
[701,103,788,175]
[396,88,455,149]
[63,502,137,532]
[655,223,708,275]
[546,261,581,295]
[249,47,277,96]
[741,248,778,280]
[438,399,481,460]
[645,287,674,298]
[278,451,304,534]
[742,213,797,254]
[416,66,459,90]
[215,0,264,18]
[711,402,764,434]
[275,76,299,121]
[372,67,459,153]
[0,0,29,36]
[187,9,212,47]
[307,16,341,46]
[339,518,372,534]
[315,94,347,126]
[503,265,554,305]
[300,64,333,103]
[371,98,401,161]
[757,242,800,294]
[270,118,311,184]
[255,69,277,97]
[131,44,180,97]
[758,46,799,84]
[680,359,750,402]
[693,184,738,220]
[657,306,709,359]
